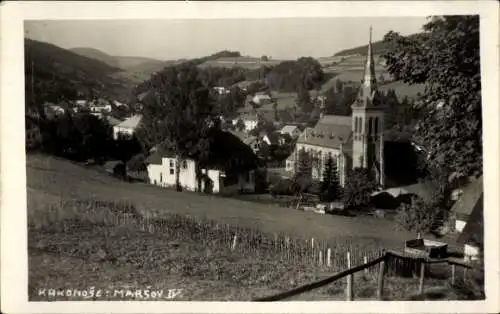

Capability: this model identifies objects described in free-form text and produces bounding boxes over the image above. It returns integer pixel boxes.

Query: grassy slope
[27,154,479,300]
[27,154,414,247]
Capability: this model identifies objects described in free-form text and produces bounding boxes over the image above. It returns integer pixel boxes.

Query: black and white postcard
[1,1,499,313]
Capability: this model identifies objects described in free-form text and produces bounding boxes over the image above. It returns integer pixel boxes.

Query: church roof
[296,114,352,151]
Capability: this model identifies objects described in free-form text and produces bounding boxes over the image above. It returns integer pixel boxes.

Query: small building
[232,112,259,132]
[105,116,123,127]
[280,125,301,139]
[251,93,272,106]
[213,86,230,95]
[455,183,483,262]
[113,114,142,140]
[451,176,483,233]
[261,132,286,147]
[145,131,258,195]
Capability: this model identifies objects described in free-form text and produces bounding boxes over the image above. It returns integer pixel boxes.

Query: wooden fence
[252,250,473,301]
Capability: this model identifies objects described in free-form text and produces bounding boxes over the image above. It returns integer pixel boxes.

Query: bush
[269,179,297,196]
[342,168,378,209]
[395,196,447,233]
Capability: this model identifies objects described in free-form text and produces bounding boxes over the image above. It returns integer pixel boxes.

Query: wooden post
[364,256,368,276]
[319,250,323,266]
[327,248,332,267]
[419,261,426,295]
[231,234,238,251]
[377,258,386,300]
[451,264,456,285]
[346,252,353,301]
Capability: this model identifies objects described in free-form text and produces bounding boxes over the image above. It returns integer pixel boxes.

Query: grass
[27,154,483,300]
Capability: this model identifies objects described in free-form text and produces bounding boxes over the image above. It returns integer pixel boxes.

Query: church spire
[363,26,377,94]
[353,27,378,109]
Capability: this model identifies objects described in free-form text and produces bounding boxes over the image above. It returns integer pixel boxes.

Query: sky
[24,17,429,61]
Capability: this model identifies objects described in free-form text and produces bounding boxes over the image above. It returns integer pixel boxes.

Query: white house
[213,86,230,95]
[261,132,285,147]
[232,112,260,132]
[145,140,257,195]
[280,125,301,139]
[252,93,272,105]
[113,115,142,140]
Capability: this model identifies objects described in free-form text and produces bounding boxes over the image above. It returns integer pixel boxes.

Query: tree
[296,86,313,114]
[137,64,217,191]
[235,118,245,132]
[295,148,312,181]
[342,168,379,209]
[261,55,269,61]
[382,16,481,188]
[320,157,341,202]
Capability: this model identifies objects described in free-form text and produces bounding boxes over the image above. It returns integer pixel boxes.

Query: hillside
[70,47,122,68]
[25,38,135,108]
[334,39,388,57]
[71,47,167,72]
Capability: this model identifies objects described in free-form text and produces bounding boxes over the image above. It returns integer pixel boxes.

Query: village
[23,16,484,301]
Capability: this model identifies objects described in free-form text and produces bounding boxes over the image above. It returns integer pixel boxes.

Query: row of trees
[267,57,325,92]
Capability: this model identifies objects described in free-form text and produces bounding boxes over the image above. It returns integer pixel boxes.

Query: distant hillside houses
[213,86,230,95]
[113,114,142,140]
[280,125,302,139]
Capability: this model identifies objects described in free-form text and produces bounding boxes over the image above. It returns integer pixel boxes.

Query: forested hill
[70,47,167,72]
[334,32,424,57]
[334,39,388,57]
[25,38,135,113]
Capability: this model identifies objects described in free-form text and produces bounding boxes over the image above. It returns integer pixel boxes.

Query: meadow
[27,154,482,300]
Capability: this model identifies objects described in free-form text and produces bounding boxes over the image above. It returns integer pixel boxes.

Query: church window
[374,117,379,135]
[368,117,373,135]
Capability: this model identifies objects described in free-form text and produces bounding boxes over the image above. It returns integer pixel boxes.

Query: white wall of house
[464,243,480,261]
[455,219,467,232]
[147,157,255,194]
[287,143,342,179]
[113,126,135,140]
[232,118,258,132]
[281,127,301,139]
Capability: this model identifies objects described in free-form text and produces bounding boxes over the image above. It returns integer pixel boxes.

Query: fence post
[363,256,368,276]
[451,264,456,285]
[231,234,238,251]
[346,251,353,301]
[377,255,386,300]
[319,250,323,266]
[327,248,332,267]
[419,261,426,295]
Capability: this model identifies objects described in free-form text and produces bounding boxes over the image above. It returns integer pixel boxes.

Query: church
[286,28,386,187]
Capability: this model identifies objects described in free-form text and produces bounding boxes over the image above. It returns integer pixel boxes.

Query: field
[27,154,482,300]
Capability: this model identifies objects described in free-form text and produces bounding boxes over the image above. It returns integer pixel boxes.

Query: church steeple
[351,27,386,187]
[353,26,378,108]
[363,26,377,94]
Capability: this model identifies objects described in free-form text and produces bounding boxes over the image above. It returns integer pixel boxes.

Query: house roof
[116,115,142,129]
[263,132,281,145]
[145,131,258,173]
[296,115,353,150]
[105,116,123,126]
[451,176,483,216]
[456,193,483,246]
[281,125,299,134]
